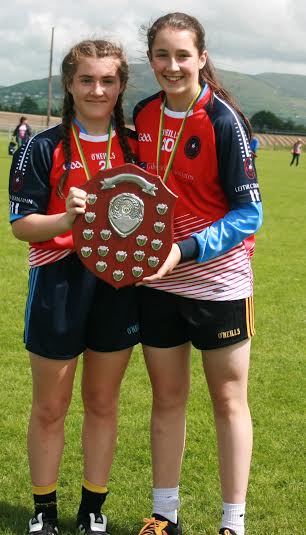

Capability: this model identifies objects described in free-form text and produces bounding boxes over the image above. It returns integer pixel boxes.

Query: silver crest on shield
[132,266,143,278]
[100,229,112,240]
[98,245,109,257]
[96,261,107,272]
[136,234,148,246]
[87,193,97,205]
[134,250,145,262]
[156,203,168,215]
[113,270,124,281]
[151,239,163,251]
[148,256,159,268]
[85,212,96,223]
[83,229,94,240]
[108,193,144,238]
[154,221,165,233]
[116,251,128,262]
[81,246,92,258]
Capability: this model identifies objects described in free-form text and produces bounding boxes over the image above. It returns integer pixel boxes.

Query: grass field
[0,135,305,535]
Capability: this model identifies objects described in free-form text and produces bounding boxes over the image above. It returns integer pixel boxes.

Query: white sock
[152,487,180,524]
[221,502,246,535]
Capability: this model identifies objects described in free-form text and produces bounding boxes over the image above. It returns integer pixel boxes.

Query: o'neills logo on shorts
[218,328,241,339]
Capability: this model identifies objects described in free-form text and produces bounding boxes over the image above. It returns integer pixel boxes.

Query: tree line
[1,98,306,133]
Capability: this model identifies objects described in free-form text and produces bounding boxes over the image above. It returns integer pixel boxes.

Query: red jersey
[9,123,137,266]
[133,86,261,300]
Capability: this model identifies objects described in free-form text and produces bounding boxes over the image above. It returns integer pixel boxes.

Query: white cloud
[0,0,306,86]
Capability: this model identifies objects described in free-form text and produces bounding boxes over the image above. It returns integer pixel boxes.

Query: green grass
[0,135,305,534]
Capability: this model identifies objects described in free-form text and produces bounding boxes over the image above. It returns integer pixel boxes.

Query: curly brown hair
[57,39,135,196]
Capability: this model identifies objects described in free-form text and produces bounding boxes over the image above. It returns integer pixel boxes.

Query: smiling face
[149,28,207,111]
[68,56,123,134]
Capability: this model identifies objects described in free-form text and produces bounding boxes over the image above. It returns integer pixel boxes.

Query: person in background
[9,39,139,535]
[134,12,263,535]
[290,138,302,166]
[250,136,259,158]
[13,116,32,147]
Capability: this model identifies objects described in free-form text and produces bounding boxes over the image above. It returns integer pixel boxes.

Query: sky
[1,0,306,87]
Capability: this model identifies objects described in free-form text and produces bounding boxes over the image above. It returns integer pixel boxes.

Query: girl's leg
[28,353,78,485]
[143,343,191,523]
[81,347,132,486]
[202,339,252,533]
[28,352,77,533]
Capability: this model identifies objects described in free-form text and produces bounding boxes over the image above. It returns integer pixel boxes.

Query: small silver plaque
[136,234,148,246]
[87,193,97,205]
[85,212,96,223]
[81,246,92,258]
[134,250,145,262]
[113,270,124,281]
[132,266,143,278]
[100,229,112,240]
[154,221,165,233]
[156,203,168,215]
[151,239,163,251]
[148,256,159,268]
[83,229,94,240]
[116,251,128,262]
[96,261,107,272]
[97,245,109,257]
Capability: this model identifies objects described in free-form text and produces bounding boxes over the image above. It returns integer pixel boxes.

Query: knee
[83,390,118,421]
[32,396,71,428]
[152,383,189,412]
[211,393,248,419]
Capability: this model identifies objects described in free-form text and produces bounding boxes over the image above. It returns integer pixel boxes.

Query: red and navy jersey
[9,123,137,266]
[133,86,261,300]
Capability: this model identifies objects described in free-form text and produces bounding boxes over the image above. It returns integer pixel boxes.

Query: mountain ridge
[1,65,306,125]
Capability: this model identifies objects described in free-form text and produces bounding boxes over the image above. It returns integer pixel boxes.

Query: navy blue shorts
[138,286,255,350]
[24,253,139,359]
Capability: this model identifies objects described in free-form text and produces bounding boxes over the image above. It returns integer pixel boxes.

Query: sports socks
[32,483,58,523]
[78,479,108,516]
[152,486,180,524]
[221,502,246,535]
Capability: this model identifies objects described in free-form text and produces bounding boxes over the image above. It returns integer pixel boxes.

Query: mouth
[164,75,184,83]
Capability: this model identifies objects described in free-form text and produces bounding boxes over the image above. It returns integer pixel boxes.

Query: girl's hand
[137,243,181,285]
[65,187,87,226]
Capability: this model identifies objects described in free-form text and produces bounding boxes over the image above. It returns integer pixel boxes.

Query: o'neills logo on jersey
[63,161,84,170]
[12,171,24,192]
[138,132,152,142]
[185,136,201,159]
[244,157,256,179]
[218,328,241,339]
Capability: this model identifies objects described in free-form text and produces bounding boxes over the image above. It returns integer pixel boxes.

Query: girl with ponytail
[134,12,263,535]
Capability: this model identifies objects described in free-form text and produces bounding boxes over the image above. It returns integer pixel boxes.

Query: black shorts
[138,286,255,350]
[24,253,139,360]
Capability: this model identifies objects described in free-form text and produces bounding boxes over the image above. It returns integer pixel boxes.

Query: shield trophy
[72,163,177,288]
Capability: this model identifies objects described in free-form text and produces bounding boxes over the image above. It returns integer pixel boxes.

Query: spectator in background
[290,138,302,166]
[250,136,259,158]
[13,116,32,147]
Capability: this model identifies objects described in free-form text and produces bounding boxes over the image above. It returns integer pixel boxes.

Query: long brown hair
[58,39,135,196]
[146,12,252,138]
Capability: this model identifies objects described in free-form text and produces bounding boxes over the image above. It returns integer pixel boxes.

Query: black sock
[34,490,58,523]
[78,486,108,516]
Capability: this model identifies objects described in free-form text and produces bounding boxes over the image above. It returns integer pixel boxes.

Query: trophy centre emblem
[108,193,144,238]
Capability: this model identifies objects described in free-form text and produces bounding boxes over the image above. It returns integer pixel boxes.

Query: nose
[91,82,104,96]
[167,56,180,71]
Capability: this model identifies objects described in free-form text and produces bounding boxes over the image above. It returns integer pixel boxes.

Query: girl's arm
[12,187,87,242]
[140,201,262,283]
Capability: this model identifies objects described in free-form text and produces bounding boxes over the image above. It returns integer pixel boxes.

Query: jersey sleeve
[9,136,54,222]
[213,102,261,205]
[178,202,263,262]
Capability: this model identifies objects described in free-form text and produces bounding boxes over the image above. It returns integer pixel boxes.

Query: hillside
[1,66,306,125]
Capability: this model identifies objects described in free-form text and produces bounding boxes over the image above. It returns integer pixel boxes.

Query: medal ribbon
[156,86,202,183]
[71,120,113,180]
